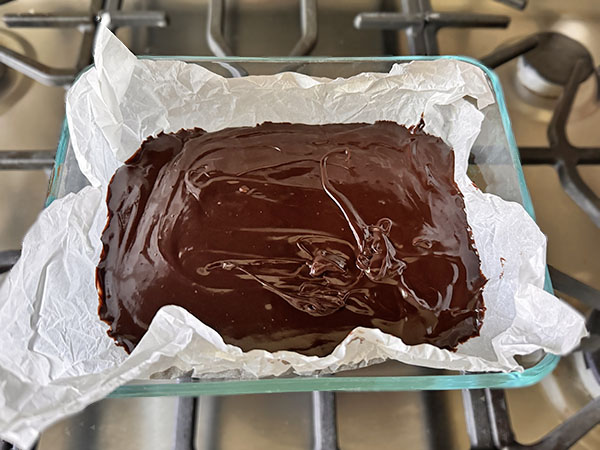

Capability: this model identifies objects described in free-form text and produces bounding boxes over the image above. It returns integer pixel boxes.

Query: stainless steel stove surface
[1,1,599,449]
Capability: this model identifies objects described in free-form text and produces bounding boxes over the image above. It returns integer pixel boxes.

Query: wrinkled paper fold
[0,26,587,448]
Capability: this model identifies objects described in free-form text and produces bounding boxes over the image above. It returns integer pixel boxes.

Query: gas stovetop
[0,1,599,449]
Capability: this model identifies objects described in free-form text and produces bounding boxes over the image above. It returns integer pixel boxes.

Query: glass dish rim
[47,54,560,396]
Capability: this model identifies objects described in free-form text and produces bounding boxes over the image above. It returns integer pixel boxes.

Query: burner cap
[516,32,595,97]
[525,32,594,85]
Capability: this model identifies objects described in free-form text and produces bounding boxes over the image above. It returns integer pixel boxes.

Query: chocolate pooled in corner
[96,121,487,357]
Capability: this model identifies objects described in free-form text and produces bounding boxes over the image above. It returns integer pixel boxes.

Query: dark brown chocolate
[97,121,486,356]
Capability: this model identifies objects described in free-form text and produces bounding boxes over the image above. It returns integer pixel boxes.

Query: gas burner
[480,32,600,225]
[0,30,33,111]
[516,32,595,98]
[0,4,168,87]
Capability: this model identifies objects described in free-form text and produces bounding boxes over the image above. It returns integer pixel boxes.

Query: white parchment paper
[0,27,587,448]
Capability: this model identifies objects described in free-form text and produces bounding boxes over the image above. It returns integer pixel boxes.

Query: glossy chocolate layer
[97,121,486,356]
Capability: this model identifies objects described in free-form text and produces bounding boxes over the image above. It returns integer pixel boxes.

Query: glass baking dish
[46,56,559,397]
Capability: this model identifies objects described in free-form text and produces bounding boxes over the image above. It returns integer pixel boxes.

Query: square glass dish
[46,56,559,397]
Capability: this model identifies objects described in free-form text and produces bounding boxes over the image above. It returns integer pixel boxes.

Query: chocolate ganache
[97,121,487,356]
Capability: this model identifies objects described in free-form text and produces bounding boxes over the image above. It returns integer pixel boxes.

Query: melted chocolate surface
[97,121,486,356]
